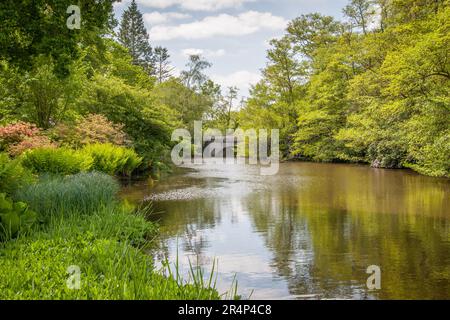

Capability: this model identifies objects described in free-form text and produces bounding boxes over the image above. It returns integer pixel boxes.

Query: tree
[241,0,449,177]
[0,0,118,77]
[387,0,447,24]
[343,0,376,35]
[118,0,154,75]
[153,47,174,83]
[154,78,215,132]
[224,87,238,128]
[287,13,342,59]
[101,39,156,89]
[374,0,390,32]
[263,37,305,105]
[209,86,239,130]
[0,55,85,129]
[80,73,178,165]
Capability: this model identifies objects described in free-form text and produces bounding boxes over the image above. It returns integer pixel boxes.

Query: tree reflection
[244,164,450,299]
[123,162,449,299]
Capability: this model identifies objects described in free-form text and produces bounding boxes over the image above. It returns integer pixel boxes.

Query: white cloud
[113,0,128,9]
[138,0,255,11]
[150,11,287,41]
[181,48,204,57]
[211,70,261,95]
[170,64,181,77]
[181,48,226,58]
[143,11,191,26]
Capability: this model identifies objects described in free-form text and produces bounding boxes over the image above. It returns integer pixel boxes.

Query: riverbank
[0,172,220,300]
[284,157,450,179]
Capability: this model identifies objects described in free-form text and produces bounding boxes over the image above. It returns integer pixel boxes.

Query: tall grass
[0,171,233,300]
[162,251,240,300]
[15,172,119,220]
[0,235,220,300]
[40,205,158,247]
[0,203,221,299]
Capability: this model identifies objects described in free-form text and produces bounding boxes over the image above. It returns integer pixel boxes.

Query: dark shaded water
[121,161,450,299]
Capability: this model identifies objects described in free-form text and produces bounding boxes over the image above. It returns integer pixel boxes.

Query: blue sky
[114,0,349,99]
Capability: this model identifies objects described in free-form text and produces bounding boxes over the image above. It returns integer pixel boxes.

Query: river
[121,161,450,300]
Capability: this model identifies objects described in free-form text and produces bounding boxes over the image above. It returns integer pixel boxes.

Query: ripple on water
[144,186,225,201]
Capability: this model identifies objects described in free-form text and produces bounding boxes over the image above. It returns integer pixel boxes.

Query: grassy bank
[0,172,221,300]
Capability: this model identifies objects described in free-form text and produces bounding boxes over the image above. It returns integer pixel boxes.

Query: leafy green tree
[241,0,449,177]
[78,73,178,165]
[263,37,305,105]
[343,0,376,34]
[223,87,238,128]
[207,86,239,130]
[154,78,215,131]
[0,0,117,77]
[98,39,155,89]
[0,56,85,128]
[23,57,85,128]
[287,13,342,59]
[387,0,448,24]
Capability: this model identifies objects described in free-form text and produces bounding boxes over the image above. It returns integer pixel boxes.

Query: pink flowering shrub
[0,122,40,148]
[53,114,129,148]
[0,122,56,157]
[8,136,57,157]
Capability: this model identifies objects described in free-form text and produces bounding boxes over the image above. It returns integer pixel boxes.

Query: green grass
[15,172,120,220]
[0,172,223,300]
[0,205,221,300]
[36,205,157,246]
[0,236,220,299]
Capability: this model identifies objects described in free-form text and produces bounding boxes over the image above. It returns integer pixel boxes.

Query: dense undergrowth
[0,170,221,300]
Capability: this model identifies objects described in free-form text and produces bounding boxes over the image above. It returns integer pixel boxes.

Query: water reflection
[121,162,450,299]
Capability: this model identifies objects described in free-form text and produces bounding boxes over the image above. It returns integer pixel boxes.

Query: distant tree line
[238,0,449,177]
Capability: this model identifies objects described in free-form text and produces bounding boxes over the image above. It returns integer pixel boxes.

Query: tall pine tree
[118,0,154,74]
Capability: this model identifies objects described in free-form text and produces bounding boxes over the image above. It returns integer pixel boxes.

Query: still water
[121,161,450,299]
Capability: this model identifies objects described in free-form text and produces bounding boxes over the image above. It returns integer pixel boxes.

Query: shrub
[0,122,39,149]
[20,147,93,175]
[52,114,129,148]
[82,75,178,166]
[368,140,406,169]
[0,193,37,240]
[0,122,56,156]
[404,134,450,178]
[82,143,142,176]
[8,135,56,157]
[0,153,34,195]
[15,172,120,220]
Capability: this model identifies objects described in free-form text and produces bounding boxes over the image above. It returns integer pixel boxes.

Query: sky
[113,0,349,100]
